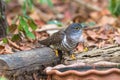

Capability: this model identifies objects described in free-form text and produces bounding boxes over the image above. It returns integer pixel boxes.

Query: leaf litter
[0,0,120,54]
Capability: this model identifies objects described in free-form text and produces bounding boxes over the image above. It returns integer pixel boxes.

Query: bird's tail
[38,38,51,46]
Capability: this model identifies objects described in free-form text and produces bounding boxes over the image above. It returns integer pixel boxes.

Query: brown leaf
[86,30,98,41]
[90,11,101,21]
[19,42,32,50]
[86,40,97,47]
[97,24,115,34]
[97,33,108,40]
[98,41,106,48]
[107,33,115,38]
[4,44,13,54]
[9,24,18,34]
[100,9,111,16]
[20,46,32,51]
[35,20,45,27]
[114,36,120,44]
[0,45,5,54]
[29,11,40,20]
[77,43,84,52]
[8,39,22,50]
[99,16,116,25]
[117,28,120,34]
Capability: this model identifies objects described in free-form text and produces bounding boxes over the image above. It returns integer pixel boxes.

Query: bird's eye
[74,27,80,30]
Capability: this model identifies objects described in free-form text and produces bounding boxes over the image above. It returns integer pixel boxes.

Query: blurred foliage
[109,0,120,17]
[81,22,96,27]
[5,0,54,40]
[22,0,34,14]
[2,38,8,43]
[47,20,63,27]
[0,76,7,80]
[4,0,11,3]
[4,0,38,40]
[7,15,37,41]
[4,0,54,14]
[18,15,37,39]
[39,0,53,7]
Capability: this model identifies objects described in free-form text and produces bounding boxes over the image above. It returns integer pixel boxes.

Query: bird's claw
[54,50,59,57]
[70,54,76,60]
[83,47,88,52]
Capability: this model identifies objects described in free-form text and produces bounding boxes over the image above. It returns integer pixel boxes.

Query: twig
[36,24,67,32]
[36,27,64,32]
[84,26,101,30]
[36,25,101,32]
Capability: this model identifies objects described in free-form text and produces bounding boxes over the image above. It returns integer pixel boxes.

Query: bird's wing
[39,30,65,46]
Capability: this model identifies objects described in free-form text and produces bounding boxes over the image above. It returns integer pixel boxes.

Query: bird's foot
[70,54,76,60]
[54,50,59,57]
[83,47,88,52]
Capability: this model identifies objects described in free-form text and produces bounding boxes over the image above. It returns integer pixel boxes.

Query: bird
[39,23,85,59]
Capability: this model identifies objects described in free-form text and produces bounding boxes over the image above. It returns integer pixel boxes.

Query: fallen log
[64,45,120,65]
[0,45,120,79]
[0,47,60,77]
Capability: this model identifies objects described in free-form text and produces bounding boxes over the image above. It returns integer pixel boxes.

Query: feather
[39,29,65,46]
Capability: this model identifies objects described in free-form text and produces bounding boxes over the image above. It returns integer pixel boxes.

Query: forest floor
[0,0,120,56]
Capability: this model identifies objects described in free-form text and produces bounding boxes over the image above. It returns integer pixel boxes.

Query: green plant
[109,0,120,17]
[0,76,7,80]
[4,0,11,3]
[7,15,37,42]
[18,15,37,39]
[39,0,53,7]
[47,20,63,27]
[22,0,34,14]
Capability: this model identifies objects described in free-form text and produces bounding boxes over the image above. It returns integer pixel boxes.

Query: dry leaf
[86,40,97,47]
[99,16,116,25]
[86,30,98,41]
[29,11,40,20]
[20,46,32,51]
[100,9,110,16]
[9,24,18,34]
[98,41,106,48]
[8,39,22,50]
[0,46,5,54]
[114,36,120,44]
[97,33,108,40]
[90,11,101,20]
[4,44,13,54]
[77,43,84,52]
[19,42,33,51]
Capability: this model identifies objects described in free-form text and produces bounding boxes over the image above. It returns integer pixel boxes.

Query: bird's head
[65,23,85,42]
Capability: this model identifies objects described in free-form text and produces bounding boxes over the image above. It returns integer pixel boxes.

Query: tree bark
[64,45,120,65]
[0,45,120,79]
[0,47,60,80]
[0,0,8,38]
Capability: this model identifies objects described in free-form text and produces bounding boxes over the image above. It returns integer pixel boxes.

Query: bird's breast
[60,35,78,51]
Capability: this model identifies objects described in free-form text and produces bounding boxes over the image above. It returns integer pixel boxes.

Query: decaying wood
[0,47,60,77]
[64,45,120,65]
[0,44,120,79]
[0,0,8,38]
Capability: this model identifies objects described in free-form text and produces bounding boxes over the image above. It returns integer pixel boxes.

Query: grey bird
[39,23,85,59]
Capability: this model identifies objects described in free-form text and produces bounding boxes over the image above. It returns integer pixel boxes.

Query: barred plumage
[39,23,85,55]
